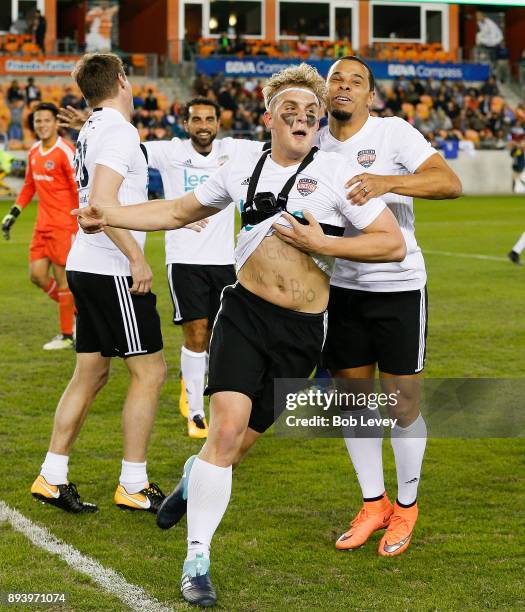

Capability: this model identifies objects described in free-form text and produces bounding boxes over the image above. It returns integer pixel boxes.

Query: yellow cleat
[114,483,165,514]
[179,376,189,419]
[188,415,208,439]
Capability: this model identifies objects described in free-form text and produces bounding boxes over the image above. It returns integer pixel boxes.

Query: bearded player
[2,102,78,350]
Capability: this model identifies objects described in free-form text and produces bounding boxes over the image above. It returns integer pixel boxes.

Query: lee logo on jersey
[184,169,209,192]
[297,178,317,196]
[357,149,376,168]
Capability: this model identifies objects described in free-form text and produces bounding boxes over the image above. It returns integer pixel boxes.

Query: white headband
[265,87,320,110]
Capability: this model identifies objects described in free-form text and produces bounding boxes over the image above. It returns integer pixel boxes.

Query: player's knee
[30,271,46,288]
[210,420,245,459]
[130,359,167,389]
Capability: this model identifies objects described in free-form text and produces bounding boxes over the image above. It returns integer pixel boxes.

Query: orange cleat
[336,494,393,550]
[378,501,418,557]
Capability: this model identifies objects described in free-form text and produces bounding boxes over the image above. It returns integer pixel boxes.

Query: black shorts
[323,286,428,376]
[67,271,163,358]
[206,283,327,433]
[167,263,237,326]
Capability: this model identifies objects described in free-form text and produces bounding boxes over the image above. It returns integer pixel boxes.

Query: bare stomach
[237,234,329,313]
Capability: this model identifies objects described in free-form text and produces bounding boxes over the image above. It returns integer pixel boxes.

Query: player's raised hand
[272,211,327,254]
[129,257,153,295]
[72,204,106,233]
[1,205,21,240]
[345,173,392,205]
[57,106,90,131]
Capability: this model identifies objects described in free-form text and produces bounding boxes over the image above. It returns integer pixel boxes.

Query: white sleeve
[194,160,234,210]
[390,117,437,174]
[234,139,265,155]
[143,140,173,170]
[335,165,386,230]
[95,123,140,178]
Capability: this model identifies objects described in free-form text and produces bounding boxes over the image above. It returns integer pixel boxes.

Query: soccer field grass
[0,196,524,611]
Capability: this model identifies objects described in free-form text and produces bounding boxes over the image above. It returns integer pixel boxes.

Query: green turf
[0,197,524,611]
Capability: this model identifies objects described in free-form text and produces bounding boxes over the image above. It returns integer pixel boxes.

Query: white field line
[425,249,509,262]
[0,500,173,612]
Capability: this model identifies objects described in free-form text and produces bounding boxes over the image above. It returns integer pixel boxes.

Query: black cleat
[156,455,195,529]
[31,476,98,513]
[508,250,521,265]
[181,554,216,607]
[114,482,165,513]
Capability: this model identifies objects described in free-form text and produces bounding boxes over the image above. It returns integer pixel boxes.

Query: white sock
[40,452,69,485]
[342,408,385,499]
[119,460,148,494]
[513,231,525,254]
[181,346,206,420]
[186,457,232,561]
[391,414,427,505]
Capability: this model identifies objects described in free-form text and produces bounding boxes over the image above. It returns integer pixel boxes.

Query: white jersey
[144,137,264,265]
[194,148,386,275]
[67,107,148,276]
[316,116,436,292]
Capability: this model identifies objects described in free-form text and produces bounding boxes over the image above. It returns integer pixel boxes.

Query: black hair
[183,97,221,121]
[34,102,58,117]
[337,56,375,91]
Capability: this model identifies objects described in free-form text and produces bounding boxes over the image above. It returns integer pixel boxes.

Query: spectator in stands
[519,51,525,88]
[481,76,499,96]
[25,78,42,105]
[297,35,310,58]
[333,37,352,59]
[218,32,232,55]
[60,85,79,109]
[33,9,47,51]
[7,81,24,105]
[510,139,525,190]
[8,100,23,142]
[476,11,503,63]
[144,89,159,112]
[233,34,247,55]
[10,12,28,34]
[217,84,237,112]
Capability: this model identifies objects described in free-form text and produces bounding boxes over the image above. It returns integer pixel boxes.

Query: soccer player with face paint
[75,63,406,607]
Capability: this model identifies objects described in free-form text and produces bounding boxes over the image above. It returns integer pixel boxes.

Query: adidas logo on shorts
[241,177,250,185]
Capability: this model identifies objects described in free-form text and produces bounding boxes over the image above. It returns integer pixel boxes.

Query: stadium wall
[447,151,513,195]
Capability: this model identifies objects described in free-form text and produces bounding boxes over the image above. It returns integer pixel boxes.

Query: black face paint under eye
[305,114,317,127]
[280,112,317,128]
[281,112,296,127]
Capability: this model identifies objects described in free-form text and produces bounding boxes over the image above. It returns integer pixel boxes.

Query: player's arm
[274,207,406,263]
[75,154,233,233]
[75,191,218,233]
[346,152,462,204]
[2,156,36,239]
[89,164,153,295]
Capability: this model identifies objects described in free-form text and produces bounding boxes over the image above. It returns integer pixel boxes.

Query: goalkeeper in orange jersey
[2,102,79,350]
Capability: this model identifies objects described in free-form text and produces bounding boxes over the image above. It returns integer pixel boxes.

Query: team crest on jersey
[357,149,376,168]
[297,178,317,196]
[44,160,55,170]
[218,155,229,166]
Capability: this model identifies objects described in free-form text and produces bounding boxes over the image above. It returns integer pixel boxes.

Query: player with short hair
[76,63,406,607]
[281,56,462,557]
[30,53,166,515]
[2,102,78,350]
[144,97,264,438]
